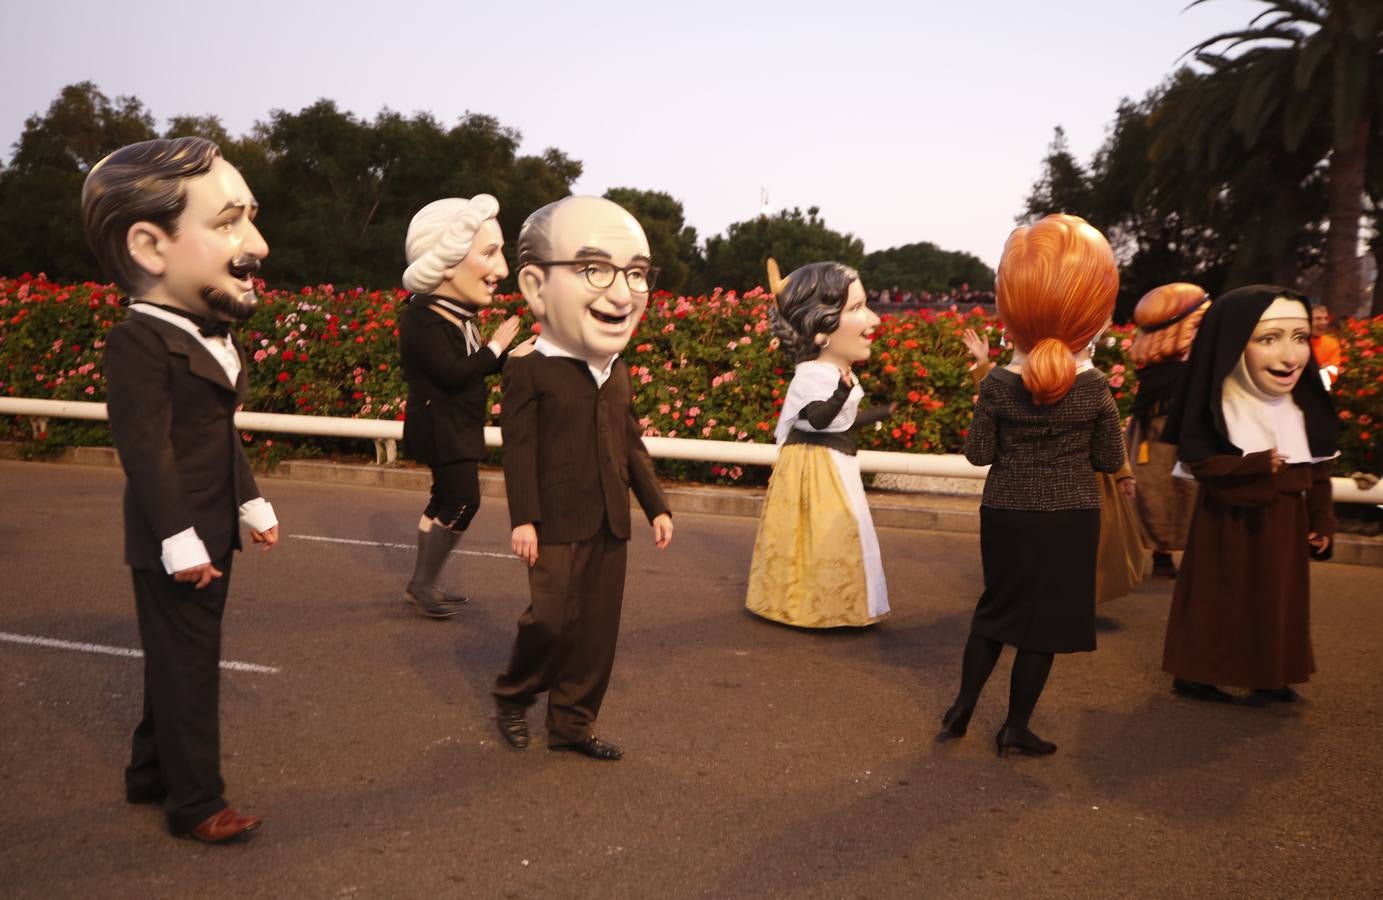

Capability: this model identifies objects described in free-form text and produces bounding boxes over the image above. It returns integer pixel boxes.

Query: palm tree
[1188,0,1383,317]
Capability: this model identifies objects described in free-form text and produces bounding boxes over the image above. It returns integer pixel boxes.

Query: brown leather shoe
[184,807,262,843]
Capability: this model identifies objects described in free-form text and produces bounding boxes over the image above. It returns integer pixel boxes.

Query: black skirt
[971,506,1101,653]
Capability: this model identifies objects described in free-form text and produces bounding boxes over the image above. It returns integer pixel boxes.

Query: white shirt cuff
[487,340,505,359]
[161,527,211,575]
[240,498,278,532]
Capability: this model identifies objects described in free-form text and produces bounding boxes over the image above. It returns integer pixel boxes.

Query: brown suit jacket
[500,352,669,543]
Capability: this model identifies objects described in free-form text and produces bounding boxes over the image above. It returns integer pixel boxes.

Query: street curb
[3,443,1378,567]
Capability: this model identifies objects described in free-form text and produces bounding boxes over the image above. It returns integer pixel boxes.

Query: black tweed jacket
[963,367,1125,511]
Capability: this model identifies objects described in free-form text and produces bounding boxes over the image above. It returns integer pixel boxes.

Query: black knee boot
[405,527,460,619]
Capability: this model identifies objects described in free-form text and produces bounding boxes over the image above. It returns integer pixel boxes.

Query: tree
[701,207,865,293]
[602,187,701,295]
[859,242,994,293]
[0,82,157,280]
[1021,127,1096,224]
[1019,69,1335,321]
[1188,0,1383,317]
[229,103,582,288]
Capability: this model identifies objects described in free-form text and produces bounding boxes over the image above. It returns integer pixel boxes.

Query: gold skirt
[1095,471,1149,605]
[745,443,886,628]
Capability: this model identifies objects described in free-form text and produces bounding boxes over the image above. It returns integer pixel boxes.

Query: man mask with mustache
[82,137,278,844]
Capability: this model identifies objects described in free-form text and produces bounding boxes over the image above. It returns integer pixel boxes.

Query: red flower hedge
[2,273,1379,481]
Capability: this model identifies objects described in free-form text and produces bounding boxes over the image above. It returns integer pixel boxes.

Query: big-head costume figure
[398,194,524,619]
[493,195,673,761]
[1160,286,1338,705]
[943,213,1124,758]
[1126,282,1212,577]
[83,137,278,843]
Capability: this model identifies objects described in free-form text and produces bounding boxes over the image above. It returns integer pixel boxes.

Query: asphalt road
[1,460,1380,899]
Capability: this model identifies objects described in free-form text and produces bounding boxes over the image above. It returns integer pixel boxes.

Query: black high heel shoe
[995,725,1056,757]
[940,702,975,737]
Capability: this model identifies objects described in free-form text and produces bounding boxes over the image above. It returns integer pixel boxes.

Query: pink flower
[702,426,712,436]
[1110,374,1125,388]
[491,403,502,415]
[253,349,268,363]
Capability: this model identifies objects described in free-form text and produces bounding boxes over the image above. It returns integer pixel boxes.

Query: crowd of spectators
[866,285,996,308]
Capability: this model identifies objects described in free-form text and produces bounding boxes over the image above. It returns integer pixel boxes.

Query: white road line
[0,631,281,674]
[291,533,517,560]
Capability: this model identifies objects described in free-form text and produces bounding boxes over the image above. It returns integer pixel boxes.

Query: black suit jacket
[501,353,669,543]
[103,313,262,570]
[399,295,505,465]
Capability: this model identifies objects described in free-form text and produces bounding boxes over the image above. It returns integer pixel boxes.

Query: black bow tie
[141,302,231,338]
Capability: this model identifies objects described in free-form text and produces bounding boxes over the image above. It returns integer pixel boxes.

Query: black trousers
[424,459,481,531]
[493,525,628,744]
[126,554,233,834]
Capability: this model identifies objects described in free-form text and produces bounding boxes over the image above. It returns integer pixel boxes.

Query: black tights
[955,633,1054,729]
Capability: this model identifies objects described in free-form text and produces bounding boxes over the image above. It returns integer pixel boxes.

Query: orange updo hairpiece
[996,213,1118,405]
[1128,283,1211,368]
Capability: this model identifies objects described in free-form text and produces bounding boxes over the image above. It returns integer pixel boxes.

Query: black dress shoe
[1252,686,1301,703]
[995,725,1057,757]
[940,702,975,738]
[405,585,458,619]
[1172,678,1237,703]
[549,736,623,761]
[125,786,166,805]
[496,709,529,749]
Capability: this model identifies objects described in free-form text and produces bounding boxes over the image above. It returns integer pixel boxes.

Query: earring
[1086,335,1098,356]
[820,336,831,350]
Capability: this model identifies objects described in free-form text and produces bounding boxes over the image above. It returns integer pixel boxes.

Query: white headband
[1259,296,1309,322]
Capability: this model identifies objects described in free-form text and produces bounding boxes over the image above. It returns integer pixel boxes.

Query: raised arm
[1184,450,1279,508]
[402,318,502,391]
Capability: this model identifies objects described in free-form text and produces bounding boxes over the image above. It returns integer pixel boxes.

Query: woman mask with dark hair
[1160,286,1338,704]
[744,260,894,628]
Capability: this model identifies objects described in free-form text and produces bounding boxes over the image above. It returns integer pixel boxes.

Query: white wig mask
[401,194,501,294]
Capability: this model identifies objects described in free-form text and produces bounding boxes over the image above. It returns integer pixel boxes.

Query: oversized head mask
[515,196,653,369]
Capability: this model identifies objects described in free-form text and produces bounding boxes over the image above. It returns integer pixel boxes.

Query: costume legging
[956,633,1054,728]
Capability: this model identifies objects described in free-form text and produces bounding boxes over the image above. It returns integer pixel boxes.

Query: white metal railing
[3,396,1381,503]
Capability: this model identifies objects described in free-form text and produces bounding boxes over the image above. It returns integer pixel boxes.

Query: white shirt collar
[128,301,241,384]
[533,335,617,387]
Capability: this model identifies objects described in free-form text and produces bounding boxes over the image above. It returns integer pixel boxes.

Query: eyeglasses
[529,259,660,294]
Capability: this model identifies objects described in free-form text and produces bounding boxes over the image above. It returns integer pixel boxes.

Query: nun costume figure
[1160,286,1339,704]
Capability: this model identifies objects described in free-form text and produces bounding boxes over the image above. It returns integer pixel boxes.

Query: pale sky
[1,0,1263,270]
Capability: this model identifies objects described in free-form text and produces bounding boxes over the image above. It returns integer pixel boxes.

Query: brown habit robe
[1161,450,1335,688]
